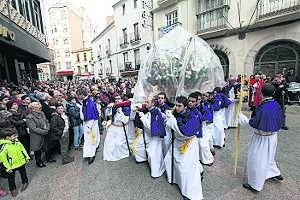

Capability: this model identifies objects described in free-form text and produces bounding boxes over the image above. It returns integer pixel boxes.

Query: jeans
[73,124,83,148]
[60,131,70,159]
[34,150,42,165]
[7,165,28,191]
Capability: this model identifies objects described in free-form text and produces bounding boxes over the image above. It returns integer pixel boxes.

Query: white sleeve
[140,113,151,130]
[105,107,112,117]
[114,108,129,124]
[238,113,250,126]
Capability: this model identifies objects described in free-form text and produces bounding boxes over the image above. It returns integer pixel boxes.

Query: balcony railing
[0,0,47,45]
[130,34,141,45]
[157,0,178,7]
[158,22,182,38]
[257,0,300,19]
[196,5,229,33]
[120,40,129,49]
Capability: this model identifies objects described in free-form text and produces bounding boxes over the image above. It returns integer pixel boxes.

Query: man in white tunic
[224,79,240,128]
[239,83,284,192]
[134,97,166,178]
[77,89,100,165]
[164,96,203,200]
[103,95,131,161]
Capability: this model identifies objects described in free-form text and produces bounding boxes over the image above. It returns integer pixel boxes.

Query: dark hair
[56,103,64,108]
[49,98,58,107]
[194,91,202,98]
[261,83,275,97]
[157,92,167,99]
[21,95,29,101]
[76,88,88,97]
[214,87,222,93]
[176,96,188,107]
[0,127,17,138]
[6,100,17,110]
[188,92,198,100]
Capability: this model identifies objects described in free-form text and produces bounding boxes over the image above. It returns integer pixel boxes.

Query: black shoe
[213,145,222,149]
[36,163,46,168]
[20,182,29,192]
[47,159,56,163]
[243,183,258,192]
[282,126,288,130]
[88,157,95,165]
[272,175,284,181]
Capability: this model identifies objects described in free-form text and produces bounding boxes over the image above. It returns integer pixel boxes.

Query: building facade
[92,0,153,79]
[152,0,300,80]
[47,3,94,79]
[0,0,49,84]
[72,47,94,79]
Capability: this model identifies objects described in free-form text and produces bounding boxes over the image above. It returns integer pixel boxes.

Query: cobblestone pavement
[1,106,299,200]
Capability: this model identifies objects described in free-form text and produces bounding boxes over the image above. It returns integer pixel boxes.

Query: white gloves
[238,113,249,126]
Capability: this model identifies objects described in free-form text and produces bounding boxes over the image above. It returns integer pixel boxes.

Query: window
[63,38,68,45]
[10,0,17,9]
[84,53,87,61]
[84,65,88,72]
[65,50,70,57]
[134,0,138,8]
[166,10,178,26]
[108,39,111,50]
[122,4,126,15]
[66,62,72,69]
[33,2,42,32]
[56,50,60,58]
[122,28,128,43]
[77,54,80,62]
[197,0,228,31]
[123,52,128,69]
[77,66,81,74]
[134,49,140,70]
[17,0,24,16]
[133,23,140,40]
[25,0,31,22]
[109,60,112,74]
[63,26,68,32]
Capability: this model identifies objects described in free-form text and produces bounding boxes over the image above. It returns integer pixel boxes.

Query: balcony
[196,4,229,34]
[157,0,179,8]
[158,22,182,38]
[120,62,139,77]
[257,0,300,19]
[0,0,47,45]
[130,34,141,45]
[120,40,129,49]
[105,49,111,57]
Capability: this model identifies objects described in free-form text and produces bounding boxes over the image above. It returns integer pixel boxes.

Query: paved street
[1,106,299,200]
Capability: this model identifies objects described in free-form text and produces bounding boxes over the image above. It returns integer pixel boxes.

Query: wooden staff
[233,74,246,175]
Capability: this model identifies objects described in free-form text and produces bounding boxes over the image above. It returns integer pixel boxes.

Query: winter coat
[67,104,82,127]
[9,109,28,136]
[26,111,49,151]
[50,112,65,141]
[0,139,30,172]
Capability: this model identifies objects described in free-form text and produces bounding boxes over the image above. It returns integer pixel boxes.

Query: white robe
[212,110,225,147]
[79,104,101,158]
[126,111,136,145]
[164,115,203,200]
[138,112,165,178]
[247,131,281,191]
[103,108,130,161]
[225,87,238,128]
[199,123,214,165]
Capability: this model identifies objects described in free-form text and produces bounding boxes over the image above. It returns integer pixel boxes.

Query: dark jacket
[26,112,49,151]
[9,109,27,136]
[67,103,82,127]
[50,112,65,140]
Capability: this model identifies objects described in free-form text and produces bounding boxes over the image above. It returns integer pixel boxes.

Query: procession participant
[187,93,210,167]
[210,91,225,149]
[239,83,284,192]
[253,74,264,109]
[224,78,240,128]
[214,87,232,129]
[76,88,100,165]
[157,92,171,113]
[135,97,166,178]
[198,93,215,165]
[164,96,203,200]
[103,95,131,161]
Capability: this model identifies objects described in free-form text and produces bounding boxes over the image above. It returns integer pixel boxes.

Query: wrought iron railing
[158,21,182,37]
[0,0,47,45]
[257,0,300,19]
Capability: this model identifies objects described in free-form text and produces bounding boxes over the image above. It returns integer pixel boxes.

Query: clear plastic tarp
[134,27,224,103]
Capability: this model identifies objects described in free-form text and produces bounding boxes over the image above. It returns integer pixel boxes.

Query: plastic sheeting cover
[133,27,224,103]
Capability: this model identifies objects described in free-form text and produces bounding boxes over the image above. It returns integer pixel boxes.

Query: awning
[56,69,74,76]
[76,72,94,80]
